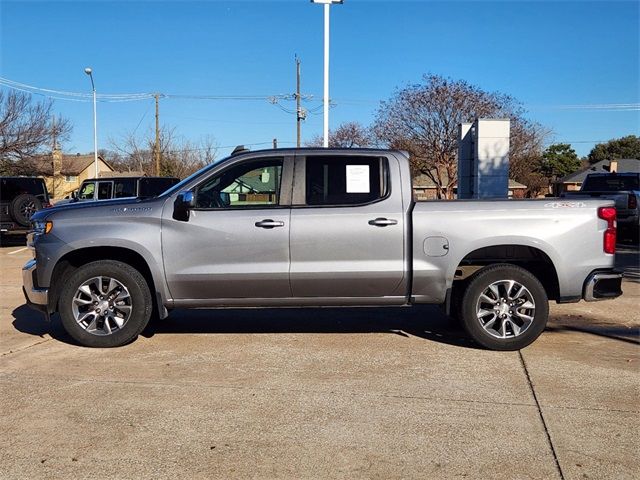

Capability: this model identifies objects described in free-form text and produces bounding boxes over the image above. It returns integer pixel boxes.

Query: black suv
[68,176,180,202]
[1,177,52,233]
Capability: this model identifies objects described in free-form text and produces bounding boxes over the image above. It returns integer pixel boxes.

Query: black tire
[10,193,42,227]
[460,264,549,351]
[59,260,152,347]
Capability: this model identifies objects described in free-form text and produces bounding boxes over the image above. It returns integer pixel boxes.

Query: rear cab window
[300,156,387,206]
[582,174,640,192]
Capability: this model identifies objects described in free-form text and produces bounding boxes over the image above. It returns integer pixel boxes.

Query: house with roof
[412,174,528,199]
[33,147,114,199]
[554,158,640,196]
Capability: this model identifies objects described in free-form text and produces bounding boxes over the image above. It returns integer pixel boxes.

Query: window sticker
[346,165,370,193]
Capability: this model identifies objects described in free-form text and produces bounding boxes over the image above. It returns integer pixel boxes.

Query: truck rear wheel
[460,264,549,351]
[59,260,152,347]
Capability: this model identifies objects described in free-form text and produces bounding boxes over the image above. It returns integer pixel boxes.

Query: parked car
[24,148,622,350]
[69,176,180,203]
[1,176,52,234]
[562,172,639,242]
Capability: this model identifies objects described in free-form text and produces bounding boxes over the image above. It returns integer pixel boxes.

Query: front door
[162,156,292,301]
[289,154,406,300]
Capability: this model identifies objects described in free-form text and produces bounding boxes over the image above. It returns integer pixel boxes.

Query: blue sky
[1,0,638,158]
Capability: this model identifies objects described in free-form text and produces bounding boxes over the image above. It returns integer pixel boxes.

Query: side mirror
[173,191,195,221]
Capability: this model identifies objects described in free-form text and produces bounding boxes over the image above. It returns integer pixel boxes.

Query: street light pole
[312,0,343,148]
[84,67,98,178]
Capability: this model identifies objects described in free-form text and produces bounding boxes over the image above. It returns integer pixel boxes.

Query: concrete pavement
[1,244,638,479]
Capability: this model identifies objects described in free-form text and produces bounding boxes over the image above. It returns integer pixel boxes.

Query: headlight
[32,220,53,234]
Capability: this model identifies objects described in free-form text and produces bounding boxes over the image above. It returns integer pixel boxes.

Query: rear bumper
[22,259,49,313]
[583,270,623,301]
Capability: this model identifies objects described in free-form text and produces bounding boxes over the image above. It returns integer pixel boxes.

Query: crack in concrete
[519,350,565,480]
[0,338,52,357]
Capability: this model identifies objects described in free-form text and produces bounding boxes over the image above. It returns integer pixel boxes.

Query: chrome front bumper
[22,259,49,308]
[583,270,623,302]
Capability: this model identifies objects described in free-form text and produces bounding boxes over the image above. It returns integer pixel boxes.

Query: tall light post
[84,67,99,178]
[311,0,342,148]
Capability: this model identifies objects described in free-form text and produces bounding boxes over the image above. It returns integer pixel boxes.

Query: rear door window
[304,156,386,206]
[97,182,113,200]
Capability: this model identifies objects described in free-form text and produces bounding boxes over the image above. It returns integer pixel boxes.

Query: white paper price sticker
[346,165,370,193]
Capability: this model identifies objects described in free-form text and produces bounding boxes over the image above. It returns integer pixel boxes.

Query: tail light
[629,194,637,210]
[598,206,617,254]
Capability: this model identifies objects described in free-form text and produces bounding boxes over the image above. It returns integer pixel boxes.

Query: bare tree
[373,74,549,199]
[307,122,373,148]
[108,126,217,179]
[0,91,71,174]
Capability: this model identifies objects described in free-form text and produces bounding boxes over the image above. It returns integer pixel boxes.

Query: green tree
[587,135,640,164]
[539,143,581,179]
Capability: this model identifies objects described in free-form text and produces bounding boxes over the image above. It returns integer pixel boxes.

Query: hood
[31,197,159,221]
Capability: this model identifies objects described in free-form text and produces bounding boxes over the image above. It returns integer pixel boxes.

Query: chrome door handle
[255,219,285,229]
[368,217,398,227]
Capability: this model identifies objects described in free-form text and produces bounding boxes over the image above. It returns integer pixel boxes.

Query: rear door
[289,153,406,300]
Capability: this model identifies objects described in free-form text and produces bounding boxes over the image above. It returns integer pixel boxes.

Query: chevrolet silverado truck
[23,148,623,350]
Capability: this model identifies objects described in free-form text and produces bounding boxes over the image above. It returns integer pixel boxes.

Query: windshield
[160,157,228,197]
[582,175,639,192]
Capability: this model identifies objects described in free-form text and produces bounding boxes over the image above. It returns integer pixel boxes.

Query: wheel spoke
[85,316,99,332]
[483,315,498,330]
[77,311,94,325]
[73,297,93,306]
[479,293,497,305]
[112,315,125,328]
[515,313,534,327]
[508,319,521,336]
[511,285,525,300]
[488,284,500,300]
[477,308,495,318]
[505,280,516,299]
[114,290,130,302]
[107,278,119,295]
[103,317,112,335]
[78,285,93,298]
[498,319,507,338]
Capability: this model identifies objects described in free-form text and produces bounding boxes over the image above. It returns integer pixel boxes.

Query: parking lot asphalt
[0,243,638,479]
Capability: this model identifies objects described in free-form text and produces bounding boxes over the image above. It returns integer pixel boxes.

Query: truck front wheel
[59,260,153,347]
[460,264,549,351]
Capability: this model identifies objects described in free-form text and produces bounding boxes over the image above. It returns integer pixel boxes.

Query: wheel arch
[49,246,168,318]
[450,243,560,303]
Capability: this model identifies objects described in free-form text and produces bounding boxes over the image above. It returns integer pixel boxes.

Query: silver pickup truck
[23,148,623,350]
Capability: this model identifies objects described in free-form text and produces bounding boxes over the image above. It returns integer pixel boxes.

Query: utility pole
[296,56,302,147]
[273,138,278,149]
[51,116,56,198]
[154,94,160,176]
